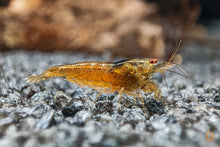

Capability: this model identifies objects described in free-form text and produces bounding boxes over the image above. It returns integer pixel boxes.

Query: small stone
[0,112,18,129]
[123,109,146,126]
[185,108,195,114]
[36,110,55,129]
[16,134,30,145]
[164,116,177,124]
[0,88,8,97]
[120,124,133,132]
[21,85,41,99]
[20,117,36,131]
[197,95,205,102]
[54,91,72,107]
[174,80,186,90]
[62,106,80,117]
[30,91,53,103]
[62,107,77,117]
[95,100,113,113]
[5,124,17,136]
[67,110,91,127]
[214,94,220,102]
[194,81,204,87]
[146,99,164,115]
[0,139,18,147]
[101,138,118,147]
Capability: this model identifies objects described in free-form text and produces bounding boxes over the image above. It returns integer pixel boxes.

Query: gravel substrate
[0,43,219,147]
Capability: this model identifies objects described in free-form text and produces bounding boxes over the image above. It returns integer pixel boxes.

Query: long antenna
[167,40,182,64]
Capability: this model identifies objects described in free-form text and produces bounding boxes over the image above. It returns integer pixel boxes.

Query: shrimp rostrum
[26,40,190,116]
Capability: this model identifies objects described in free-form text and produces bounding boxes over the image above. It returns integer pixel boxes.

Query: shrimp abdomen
[26,66,60,83]
[26,74,51,83]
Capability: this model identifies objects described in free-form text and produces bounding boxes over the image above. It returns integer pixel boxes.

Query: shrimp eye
[149,59,154,64]
[149,59,158,64]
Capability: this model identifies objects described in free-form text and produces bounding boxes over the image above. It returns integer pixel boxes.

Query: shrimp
[26,40,190,117]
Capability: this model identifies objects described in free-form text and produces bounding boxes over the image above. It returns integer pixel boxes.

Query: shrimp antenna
[166,69,190,79]
[167,40,182,64]
[162,72,168,89]
[173,63,192,79]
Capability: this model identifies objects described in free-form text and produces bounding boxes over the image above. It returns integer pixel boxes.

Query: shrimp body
[26,59,157,95]
[26,40,189,117]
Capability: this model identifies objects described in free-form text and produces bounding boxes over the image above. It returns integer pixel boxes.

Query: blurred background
[0,0,219,59]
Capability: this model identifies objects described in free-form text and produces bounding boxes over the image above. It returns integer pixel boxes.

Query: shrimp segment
[26,40,189,117]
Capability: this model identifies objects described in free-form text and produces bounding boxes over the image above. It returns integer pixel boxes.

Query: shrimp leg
[117,87,126,109]
[124,91,148,118]
[94,92,102,102]
[144,81,164,103]
[92,88,114,102]
[117,94,122,110]
[66,77,85,88]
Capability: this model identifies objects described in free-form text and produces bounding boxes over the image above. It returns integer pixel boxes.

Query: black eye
[149,59,154,64]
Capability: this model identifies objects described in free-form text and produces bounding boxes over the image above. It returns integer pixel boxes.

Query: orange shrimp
[26,40,190,117]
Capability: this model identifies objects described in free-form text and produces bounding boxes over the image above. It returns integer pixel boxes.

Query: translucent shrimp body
[26,40,188,117]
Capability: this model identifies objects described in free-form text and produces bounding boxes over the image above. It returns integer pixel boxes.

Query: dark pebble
[62,104,84,117]
[214,94,220,102]
[146,99,164,115]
